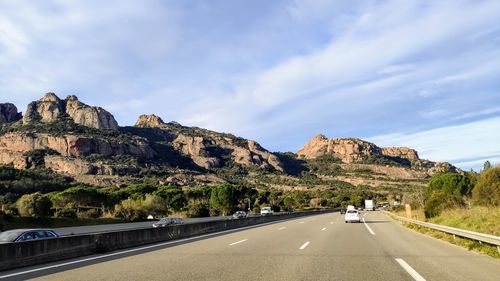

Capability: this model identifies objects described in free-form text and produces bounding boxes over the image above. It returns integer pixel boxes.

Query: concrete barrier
[0,210,333,271]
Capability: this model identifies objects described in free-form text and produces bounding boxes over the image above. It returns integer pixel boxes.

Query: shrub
[423,173,473,218]
[186,202,210,218]
[17,192,52,218]
[473,166,500,206]
[114,198,146,221]
[54,206,77,219]
[77,209,101,219]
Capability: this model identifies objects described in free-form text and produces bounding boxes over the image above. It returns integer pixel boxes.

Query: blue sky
[1,0,499,170]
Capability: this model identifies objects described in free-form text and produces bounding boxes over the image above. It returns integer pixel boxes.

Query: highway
[2,211,499,280]
[54,216,232,236]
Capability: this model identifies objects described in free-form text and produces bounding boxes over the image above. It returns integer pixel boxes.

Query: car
[260,207,274,216]
[0,229,59,243]
[344,210,361,223]
[340,208,346,214]
[153,217,173,228]
[232,211,247,219]
[152,217,184,228]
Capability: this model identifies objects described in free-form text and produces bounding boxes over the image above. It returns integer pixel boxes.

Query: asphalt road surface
[2,211,499,281]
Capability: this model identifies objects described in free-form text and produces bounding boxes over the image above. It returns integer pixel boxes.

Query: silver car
[0,229,59,243]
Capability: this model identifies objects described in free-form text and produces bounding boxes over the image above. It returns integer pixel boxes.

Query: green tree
[473,166,500,206]
[210,184,236,216]
[423,173,473,217]
[17,192,52,218]
[153,186,187,212]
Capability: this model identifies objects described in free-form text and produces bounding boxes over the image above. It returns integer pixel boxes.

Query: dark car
[0,229,59,243]
[153,217,184,228]
[340,208,346,214]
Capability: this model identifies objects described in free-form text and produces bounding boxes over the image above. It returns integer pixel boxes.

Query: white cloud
[368,116,500,169]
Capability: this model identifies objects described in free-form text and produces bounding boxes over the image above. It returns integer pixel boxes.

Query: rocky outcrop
[233,140,284,171]
[44,155,140,177]
[0,132,155,159]
[22,93,118,130]
[0,103,22,124]
[65,95,118,130]
[135,114,166,128]
[172,134,221,169]
[23,93,64,123]
[297,134,381,163]
[381,147,419,160]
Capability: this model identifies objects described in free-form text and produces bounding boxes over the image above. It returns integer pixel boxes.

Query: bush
[186,202,210,218]
[54,206,77,219]
[114,199,146,221]
[423,173,473,218]
[17,192,52,218]
[473,166,500,206]
[77,209,101,219]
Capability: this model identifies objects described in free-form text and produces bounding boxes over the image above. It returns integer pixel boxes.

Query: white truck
[364,200,374,211]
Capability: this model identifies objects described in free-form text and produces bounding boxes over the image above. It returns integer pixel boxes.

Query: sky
[1,0,499,171]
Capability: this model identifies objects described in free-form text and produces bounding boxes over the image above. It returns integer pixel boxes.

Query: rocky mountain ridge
[0,93,456,188]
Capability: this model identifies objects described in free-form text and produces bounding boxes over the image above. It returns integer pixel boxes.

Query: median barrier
[0,209,335,271]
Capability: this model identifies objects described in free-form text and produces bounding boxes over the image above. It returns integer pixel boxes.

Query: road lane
[364,211,500,281]
[2,211,499,281]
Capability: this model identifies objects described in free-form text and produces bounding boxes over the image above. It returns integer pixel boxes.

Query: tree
[210,184,236,216]
[423,173,473,217]
[17,192,52,218]
[483,161,492,171]
[153,186,187,212]
[473,166,500,206]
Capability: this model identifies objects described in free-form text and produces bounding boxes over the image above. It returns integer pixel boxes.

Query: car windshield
[347,211,357,214]
[0,231,22,242]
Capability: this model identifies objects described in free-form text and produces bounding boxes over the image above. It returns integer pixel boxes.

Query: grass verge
[388,208,500,259]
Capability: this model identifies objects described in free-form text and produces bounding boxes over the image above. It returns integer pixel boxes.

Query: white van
[260,207,274,216]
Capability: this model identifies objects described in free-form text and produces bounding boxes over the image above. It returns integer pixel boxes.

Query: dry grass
[390,206,500,258]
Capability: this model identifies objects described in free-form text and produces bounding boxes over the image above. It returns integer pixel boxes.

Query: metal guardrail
[389,213,500,247]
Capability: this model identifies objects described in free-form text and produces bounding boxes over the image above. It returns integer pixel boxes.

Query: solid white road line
[395,258,426,281]
[299,221,305,224]
[278,227,286,230]
[299,241,310,250]
[363,218,375,235]
[229,239,248,246]
[321,227,327,231]
[0,219,290,280]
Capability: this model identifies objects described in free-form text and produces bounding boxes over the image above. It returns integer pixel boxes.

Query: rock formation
[23,93,118,130]
[65,95,118,130]
[135,114,166,128]
[0,103,22,124]
[297,134,382,163]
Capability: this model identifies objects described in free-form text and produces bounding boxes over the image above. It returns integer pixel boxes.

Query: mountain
[0,93,456,190]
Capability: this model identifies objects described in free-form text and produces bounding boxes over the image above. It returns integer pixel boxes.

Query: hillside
[0,93,456,194]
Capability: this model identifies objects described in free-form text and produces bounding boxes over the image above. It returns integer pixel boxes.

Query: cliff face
[0,103,22,124]
[135,114,284,172]
[298,134,419,163]
[297,134,383,163]
[23,93,118,130]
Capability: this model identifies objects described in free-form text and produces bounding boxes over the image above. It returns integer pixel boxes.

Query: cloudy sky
[1,0,499,170]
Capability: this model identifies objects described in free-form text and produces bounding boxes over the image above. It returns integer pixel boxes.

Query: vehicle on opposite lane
[152,217,184,228]
[0,229,59,243]
[345,210,361,223]
[232,211,247,219]
[260,207,274,216]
